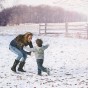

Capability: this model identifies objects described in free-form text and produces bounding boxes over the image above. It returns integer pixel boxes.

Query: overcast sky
[2,0,88,16]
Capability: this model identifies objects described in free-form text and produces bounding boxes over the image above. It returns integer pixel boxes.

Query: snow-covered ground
[0,24,88,88]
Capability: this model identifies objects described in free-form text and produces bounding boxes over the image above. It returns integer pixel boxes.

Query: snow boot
[18,61,26,72]
[11,59,19,72]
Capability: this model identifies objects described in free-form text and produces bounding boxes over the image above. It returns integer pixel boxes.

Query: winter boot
[11,59,19,72]
[18,61,26,72]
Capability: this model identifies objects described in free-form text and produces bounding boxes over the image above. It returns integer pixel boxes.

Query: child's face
[27,35,32,42]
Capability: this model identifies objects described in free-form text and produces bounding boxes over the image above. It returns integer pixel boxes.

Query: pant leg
[20,50,27,62]
[38,68,41,75]
[37,59,42,75]
[37,59,47,73]
[9,45,23,61]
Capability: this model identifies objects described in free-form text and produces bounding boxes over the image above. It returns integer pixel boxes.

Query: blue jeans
[9,45,27,62]
[36,59,47,75]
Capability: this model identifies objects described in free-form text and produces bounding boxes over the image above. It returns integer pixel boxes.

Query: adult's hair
[24,32,33,43]
[24,32,33,37]
[16,32,33,47]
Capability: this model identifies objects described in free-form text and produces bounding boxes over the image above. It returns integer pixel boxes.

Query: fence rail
[39,22,88,39]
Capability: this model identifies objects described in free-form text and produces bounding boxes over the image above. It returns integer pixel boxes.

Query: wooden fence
[39,22,88,39]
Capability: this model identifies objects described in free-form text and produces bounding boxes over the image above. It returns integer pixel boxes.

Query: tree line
[0,5,87,26]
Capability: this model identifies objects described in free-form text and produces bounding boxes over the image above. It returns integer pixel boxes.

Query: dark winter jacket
[10,34,33,54]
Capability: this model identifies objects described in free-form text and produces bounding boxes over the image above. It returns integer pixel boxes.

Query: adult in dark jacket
[9,32,33,72]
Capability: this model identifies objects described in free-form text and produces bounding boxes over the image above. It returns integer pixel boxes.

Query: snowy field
[0,23,88,88]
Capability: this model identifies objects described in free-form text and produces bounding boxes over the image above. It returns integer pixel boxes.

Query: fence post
[39,24,41,35]
[45,23,47,34]
[87,23,88,39]
[65,22,68,36]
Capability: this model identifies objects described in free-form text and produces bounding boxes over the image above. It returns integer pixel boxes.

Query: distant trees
[0,5,87,26]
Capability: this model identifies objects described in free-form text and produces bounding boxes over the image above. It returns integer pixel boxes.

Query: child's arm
[23,45,35,52]
[43,44,49,50]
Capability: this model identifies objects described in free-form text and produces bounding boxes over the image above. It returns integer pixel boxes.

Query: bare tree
[0,0,5,10]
